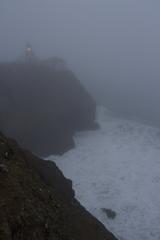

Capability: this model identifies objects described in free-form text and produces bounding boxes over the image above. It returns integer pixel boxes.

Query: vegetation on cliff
[0,133,117,240]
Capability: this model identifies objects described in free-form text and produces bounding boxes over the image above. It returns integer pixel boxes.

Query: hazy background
[1,0,160,124]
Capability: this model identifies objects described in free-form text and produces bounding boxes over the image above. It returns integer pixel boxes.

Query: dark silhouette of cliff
[0,62,98,156]
[0,132,117,240]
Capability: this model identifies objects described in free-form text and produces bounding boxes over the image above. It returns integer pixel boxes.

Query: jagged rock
[102,208,117,220]
[0,164,8,173]
[0,133,117,240]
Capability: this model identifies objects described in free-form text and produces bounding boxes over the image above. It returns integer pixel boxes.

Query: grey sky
[1,1,159,65]
[1,0,160,120]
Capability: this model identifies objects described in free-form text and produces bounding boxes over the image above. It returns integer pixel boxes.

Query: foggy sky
[1,0,160,122]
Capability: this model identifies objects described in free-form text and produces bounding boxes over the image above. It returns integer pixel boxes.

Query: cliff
[0,62,97,157]
[0,133,117,240]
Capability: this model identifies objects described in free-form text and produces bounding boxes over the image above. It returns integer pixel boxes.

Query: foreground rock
[0,62,97,156]
[0,133,117,240]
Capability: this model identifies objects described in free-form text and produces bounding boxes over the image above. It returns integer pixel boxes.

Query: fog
[1,0,160,125]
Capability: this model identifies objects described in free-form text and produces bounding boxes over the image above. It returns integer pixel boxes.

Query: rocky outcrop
[0,133,117,240]
[42,57,69,71]
[0,62,98,157]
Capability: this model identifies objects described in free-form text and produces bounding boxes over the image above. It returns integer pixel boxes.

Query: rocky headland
[0,61,97,156]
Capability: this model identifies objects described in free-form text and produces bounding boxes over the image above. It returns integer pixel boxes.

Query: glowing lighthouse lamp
[25,43,34,63]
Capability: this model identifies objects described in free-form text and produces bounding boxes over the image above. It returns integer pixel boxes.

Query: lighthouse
[25,43,35,63]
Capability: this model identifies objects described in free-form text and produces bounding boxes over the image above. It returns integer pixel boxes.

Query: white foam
[48,106,160,240]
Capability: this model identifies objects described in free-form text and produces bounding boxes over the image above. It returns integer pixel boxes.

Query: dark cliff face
[0,133,117,240]
[0,63,98,157]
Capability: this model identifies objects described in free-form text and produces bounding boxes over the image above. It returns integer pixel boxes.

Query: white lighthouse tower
[25,43,35,63]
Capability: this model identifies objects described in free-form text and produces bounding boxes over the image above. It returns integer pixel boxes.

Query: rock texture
[0,133,117,240]
[0,62,97,156]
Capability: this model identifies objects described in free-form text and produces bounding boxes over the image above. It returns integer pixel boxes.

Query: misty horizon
[1,2,160,240]
[1,1,160,124]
